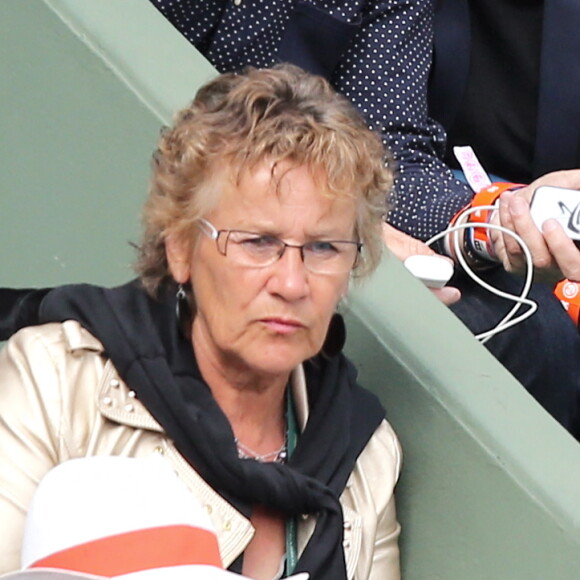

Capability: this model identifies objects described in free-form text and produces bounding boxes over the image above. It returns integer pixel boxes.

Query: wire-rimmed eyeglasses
[197,219,362,275]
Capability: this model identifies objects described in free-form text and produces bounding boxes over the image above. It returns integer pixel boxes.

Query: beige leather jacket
[0,321,402,579]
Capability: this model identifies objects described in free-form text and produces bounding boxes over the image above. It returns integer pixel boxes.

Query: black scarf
[0,288,51,341]
[37,280,385,579]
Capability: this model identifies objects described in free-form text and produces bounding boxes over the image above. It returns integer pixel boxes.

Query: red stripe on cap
[30,525,222,576]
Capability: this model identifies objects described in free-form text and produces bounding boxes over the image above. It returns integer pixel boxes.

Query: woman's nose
[266,246,309,301]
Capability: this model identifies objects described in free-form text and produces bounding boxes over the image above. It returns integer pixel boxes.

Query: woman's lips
[259,318,305,334]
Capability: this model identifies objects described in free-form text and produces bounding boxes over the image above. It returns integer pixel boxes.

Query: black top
[445,0,544,182]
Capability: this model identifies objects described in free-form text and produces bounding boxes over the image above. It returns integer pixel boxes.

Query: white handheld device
[403,254,454,289]
[529,185,580,241]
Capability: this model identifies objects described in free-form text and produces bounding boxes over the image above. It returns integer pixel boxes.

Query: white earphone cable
[425,205,537,343]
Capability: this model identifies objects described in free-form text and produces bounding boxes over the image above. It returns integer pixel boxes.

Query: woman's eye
[308,241,339,255]
[240,235,279,251]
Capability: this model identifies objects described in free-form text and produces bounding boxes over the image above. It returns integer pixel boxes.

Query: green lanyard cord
[285,386,299,576]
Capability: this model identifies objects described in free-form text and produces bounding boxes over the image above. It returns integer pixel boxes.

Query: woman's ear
[165,233,191,284]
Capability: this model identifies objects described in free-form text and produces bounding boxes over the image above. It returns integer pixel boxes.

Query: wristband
[554,279,580,329]
[446,182,524,265]
[468,182,524,260]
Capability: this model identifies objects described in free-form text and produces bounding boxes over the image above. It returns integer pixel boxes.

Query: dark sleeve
[0,289,50,341]
[329,0,473,240]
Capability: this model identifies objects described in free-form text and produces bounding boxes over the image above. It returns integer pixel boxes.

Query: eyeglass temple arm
[197,218,219,240]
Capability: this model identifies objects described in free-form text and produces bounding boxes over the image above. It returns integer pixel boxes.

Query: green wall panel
[347,256,580,579]
[0,0,214,286]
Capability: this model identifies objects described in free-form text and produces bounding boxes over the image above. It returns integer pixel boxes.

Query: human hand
[382,223,460,305]
[490,170,580,283]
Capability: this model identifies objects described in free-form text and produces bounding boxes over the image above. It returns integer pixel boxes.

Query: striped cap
[3,456,247,580]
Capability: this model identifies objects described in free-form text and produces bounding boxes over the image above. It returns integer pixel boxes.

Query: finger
[431,286,461,306]
[488,202,511,265]
[509,194,554,261]
[487,205,504,260]
[543,219,580,281]
[496,191,526,271]
[510,183,533,203]
[497,191,517,257]
[382,223,436,261]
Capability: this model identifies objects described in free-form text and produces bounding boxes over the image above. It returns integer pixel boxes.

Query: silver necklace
[235,437,288,463]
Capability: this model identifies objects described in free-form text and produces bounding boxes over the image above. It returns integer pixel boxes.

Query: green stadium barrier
[0,0,214,287]
[347,257,580,579]
[2,1,580,578]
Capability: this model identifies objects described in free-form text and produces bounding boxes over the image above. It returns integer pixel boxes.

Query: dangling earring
[175,283,192,338]
[321,312,346,358]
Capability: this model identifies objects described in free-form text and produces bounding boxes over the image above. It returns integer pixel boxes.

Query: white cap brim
[0,565,249,580]
[1,569,309,580]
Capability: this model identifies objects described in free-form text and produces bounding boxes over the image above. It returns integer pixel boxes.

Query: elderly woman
[0,65,401,579]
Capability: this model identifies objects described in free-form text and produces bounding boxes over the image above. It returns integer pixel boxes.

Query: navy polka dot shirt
[149,0,473,240]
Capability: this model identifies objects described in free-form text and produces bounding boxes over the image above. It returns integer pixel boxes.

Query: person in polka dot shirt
[149,0,471,243]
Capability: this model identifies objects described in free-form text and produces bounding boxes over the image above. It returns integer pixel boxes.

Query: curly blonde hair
[135,64,394,294]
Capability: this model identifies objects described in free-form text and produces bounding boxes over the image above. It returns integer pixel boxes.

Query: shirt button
[223,520,232,531]
[233,0,242,5]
